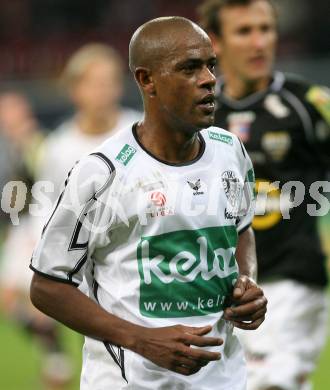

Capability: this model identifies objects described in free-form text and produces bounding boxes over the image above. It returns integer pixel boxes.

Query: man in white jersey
[38,43,141,203]
[30,17,267,389]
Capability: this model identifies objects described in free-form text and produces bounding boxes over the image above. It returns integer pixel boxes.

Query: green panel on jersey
[115,144,137,166]
[137,226,238,318]
[245,168,256,200]
[208,130,233,145]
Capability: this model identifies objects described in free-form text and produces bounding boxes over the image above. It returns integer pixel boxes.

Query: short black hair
[198,0,276,36]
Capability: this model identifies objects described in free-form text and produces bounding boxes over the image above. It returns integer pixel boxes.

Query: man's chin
[198,114,215,129]
[246,69,271,84]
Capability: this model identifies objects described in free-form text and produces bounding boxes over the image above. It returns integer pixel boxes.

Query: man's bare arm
[30,273,222,375]
[235,226,257,280]
[224,227,267,330]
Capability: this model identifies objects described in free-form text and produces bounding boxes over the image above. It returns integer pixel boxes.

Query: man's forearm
[235,227,257,280]
[30,272,223,375]
[30,273,140,349]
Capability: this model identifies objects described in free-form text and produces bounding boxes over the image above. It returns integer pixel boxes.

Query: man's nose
[251,31,268,49]
[199,66,216,89]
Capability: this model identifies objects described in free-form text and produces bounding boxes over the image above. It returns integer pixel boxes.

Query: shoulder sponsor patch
[306,86,330,125]
[115,144,137,166]
[208,130,233,145]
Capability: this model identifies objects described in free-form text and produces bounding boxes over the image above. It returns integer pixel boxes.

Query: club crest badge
[227,112,255,142]
[261,131,291,161]
[221,171,241,212]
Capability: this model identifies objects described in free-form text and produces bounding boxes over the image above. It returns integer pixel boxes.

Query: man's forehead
[168,40,215,62]
[220,1,276,27]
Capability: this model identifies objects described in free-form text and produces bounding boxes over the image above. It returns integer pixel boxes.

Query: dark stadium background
[0,1,329,389]
[0,0,329,128]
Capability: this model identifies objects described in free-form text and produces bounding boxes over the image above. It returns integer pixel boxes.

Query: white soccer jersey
[37,108,141,203]
[31,124,255,390]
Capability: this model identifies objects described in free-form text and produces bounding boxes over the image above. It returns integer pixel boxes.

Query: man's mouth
[249,55,267,67]
[197,94,215,113]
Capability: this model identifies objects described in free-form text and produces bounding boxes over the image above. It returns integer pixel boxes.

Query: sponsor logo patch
[148,191,174,218]
[150,191,166,207]
[187,179,204,195]
[208,131,233,145]
[137,226,238,318]
[115,144,137,166]
[306,86,330,125]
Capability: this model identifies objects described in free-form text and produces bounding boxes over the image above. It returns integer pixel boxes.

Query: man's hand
[133,324,223,376]
[224,275,267,330]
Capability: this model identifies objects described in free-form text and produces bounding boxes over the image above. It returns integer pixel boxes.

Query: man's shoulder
[202,126,239,148]
[201,126,248,166]
[280,72,313,97]
[90,125,138,171]
[280,72,330,122]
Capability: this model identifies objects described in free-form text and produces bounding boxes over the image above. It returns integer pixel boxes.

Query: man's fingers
[173,355,205,369]
[225,296,267,319]
[232,278,246,298]
[231,307,267,322]
[232,286,264,304]
[182,333,223,347]
[182,325,212,336]
[179,344,221,362]
[231,316,265,330]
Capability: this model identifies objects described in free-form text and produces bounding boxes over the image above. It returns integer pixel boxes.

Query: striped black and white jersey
[31,124,255,390]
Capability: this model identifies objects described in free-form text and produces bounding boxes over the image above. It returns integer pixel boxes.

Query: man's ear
[208,32,222,57]
[135,67,156,97]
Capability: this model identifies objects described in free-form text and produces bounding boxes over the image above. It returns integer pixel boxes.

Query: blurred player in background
[0,92,72,390]
[37,43,141,204]
[0,92,43,224]
[199,0,330,389]
[0,44,140,388]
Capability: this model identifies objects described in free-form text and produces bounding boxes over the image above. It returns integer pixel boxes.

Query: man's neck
[135,118,201,164]
[222,73,270,100]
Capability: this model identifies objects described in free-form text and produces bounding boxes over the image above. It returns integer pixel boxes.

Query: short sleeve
[305,85,330,166]
[30,153,115,286]
[235,140,256,234]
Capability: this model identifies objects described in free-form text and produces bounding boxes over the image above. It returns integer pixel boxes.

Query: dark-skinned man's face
[152,31,217,132]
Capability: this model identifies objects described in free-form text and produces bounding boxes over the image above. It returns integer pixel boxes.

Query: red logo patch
[150,191,166,207]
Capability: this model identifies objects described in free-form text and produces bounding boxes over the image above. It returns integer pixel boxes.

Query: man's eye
[183,65,195,74]
[260,24,272,33]
[237,27,251,35]
[208,64,216,73]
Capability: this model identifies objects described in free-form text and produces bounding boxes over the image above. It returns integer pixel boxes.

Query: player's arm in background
[224,140,267,330]
[30,155,223,376]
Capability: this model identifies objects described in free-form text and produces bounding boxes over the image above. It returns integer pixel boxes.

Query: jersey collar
[131,123,207,167]
[216,71,285,109]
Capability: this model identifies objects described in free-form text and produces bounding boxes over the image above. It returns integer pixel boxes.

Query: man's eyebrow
[176,56,217,68]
